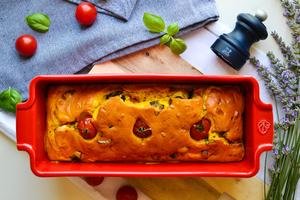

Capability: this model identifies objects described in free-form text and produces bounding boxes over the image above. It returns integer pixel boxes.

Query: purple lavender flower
[281,0,295,18]
[281,69,297,85]
[273,148,281,159]
[293,110,298,117]
[296,14,300,24]
[273,148,278,155]
[284,87,295,96]
[289,60,298,67]
[283,9,289,17]
[282,116,294,128]
[283,145,291,155]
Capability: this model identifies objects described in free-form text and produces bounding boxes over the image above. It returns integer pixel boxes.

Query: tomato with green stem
[190,118,211,141]
[77,112,97,139]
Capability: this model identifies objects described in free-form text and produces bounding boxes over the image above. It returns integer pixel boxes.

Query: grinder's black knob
[211,10,268,70]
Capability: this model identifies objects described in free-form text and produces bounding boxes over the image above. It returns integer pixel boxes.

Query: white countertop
[0,0,289,199]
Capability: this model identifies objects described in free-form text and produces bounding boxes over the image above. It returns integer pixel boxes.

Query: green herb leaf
[0,88,22,113]
[143,12,165,33]
[195,124,204,131]
[170,38,187,55]
[169,153,177,159]
[138,127,146,133]
[160,34,171,45]
[167,23,179,36]
[105,90,123,99]
[26,13,51,33]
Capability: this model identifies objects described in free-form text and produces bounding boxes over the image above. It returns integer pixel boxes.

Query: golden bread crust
[45,84,244,162]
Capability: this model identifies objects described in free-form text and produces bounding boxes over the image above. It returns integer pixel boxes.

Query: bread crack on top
[45,84,244,162]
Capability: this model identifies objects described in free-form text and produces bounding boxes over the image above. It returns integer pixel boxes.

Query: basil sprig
[26,13,51,33]
[0,88,22,113]
[143,13,187,55]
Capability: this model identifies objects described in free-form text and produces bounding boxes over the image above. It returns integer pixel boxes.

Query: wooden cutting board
[90,45,264,200]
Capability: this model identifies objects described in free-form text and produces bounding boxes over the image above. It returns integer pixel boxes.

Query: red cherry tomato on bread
[75,2,97,26]
[77,112,97,139]
[83,177,104,186]
[116,185,138,200]
[190,118,211,141]
[15,34,37,57]
[133,118,152,138]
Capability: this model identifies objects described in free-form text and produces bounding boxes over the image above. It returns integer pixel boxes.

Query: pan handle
[253,102,274,153]
[16,101,35,154]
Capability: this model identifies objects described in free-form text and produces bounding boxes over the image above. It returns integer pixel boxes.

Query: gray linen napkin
[66,0,138,21]
[0,0,218,99]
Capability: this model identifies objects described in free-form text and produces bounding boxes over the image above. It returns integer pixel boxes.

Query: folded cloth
[0,0,218,99]
[65,0,138,21]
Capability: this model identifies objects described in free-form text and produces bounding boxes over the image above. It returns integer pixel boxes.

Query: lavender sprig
[271,32,298,69]
[266,52,295,93]
[250,1,300,199]
[282,0,296,18]
[281,1,300,64]
[250,57,285,97]
[249,57,297,126]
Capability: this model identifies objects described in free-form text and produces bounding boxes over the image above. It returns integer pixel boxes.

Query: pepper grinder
[211,10,268,70]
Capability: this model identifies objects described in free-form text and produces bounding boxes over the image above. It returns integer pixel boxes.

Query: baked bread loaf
[45,84,244,162]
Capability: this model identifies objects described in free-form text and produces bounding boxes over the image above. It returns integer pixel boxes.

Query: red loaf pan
[16,74,273,177]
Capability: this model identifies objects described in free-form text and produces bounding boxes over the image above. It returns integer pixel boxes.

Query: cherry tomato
[77,112,97,139]
[116,185,138,200]
[83,177,104,186]
[15,34,37,57]
[75,2,97,26]
[190,118,211,141]
[133,118,152,138]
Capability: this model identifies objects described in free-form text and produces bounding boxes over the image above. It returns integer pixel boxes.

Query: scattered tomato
[83,177,104,186]
[77,112,97,139]
[133,118,152,138]
[190,118,211,141]
[15,34,37,57]
[75,2,97,26]
[116,185,138,200]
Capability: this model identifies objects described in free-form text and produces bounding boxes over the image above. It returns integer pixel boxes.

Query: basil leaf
[170,38,187,55]
[143,12,165,33]
[167,23,179,36]
[0,88,22,113]
[26,13,51,33]
[160,34,171,45]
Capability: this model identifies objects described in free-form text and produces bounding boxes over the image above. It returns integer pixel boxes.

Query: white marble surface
[0,0,296,199]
